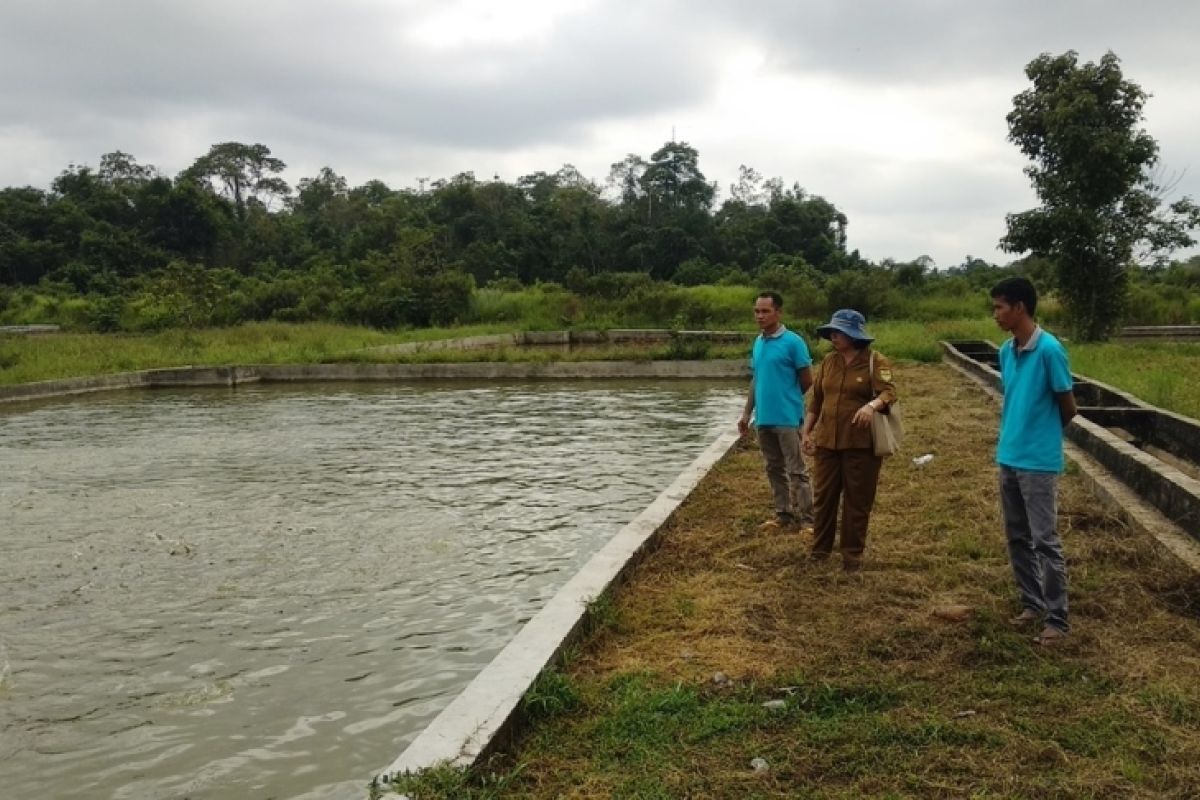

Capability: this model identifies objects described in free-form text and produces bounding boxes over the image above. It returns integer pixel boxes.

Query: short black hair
[757,291,783,309]
[990,277,1038,317]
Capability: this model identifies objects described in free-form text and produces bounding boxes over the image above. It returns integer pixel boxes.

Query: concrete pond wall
[0,360,750,405]
[361,328,755,356]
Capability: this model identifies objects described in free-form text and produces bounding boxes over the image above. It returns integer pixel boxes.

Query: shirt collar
[760,323,788,340]
[1018,325,1043,352]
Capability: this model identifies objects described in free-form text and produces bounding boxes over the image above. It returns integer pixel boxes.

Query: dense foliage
[1,133,1196,334]
[0,140,871,330]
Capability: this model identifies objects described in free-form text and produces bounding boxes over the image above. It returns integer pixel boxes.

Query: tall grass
[868,318,1000,362]
[1069,341,1200,420]
[471,286,576,330]
[0,323,412,385]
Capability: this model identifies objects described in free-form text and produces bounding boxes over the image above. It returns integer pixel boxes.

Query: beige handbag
[868,350,903,458]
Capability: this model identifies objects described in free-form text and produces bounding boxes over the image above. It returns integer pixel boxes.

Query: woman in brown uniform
[801,309,897,571]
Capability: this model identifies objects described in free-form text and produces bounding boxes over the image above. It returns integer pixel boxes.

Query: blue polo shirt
[996,326,1074,473]
[750,326,812,427]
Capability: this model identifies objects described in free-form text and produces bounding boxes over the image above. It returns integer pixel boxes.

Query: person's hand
[852,403,876,428]
[737,415,750,437]
[802,431,815,455]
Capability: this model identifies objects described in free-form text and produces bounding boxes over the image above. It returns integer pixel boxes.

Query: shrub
[824,269,897,320]
[672,257,723,287]
[582,271,655,299]
[87,295,125,332]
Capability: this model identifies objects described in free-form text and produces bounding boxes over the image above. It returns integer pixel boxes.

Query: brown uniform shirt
[807,347,898,451]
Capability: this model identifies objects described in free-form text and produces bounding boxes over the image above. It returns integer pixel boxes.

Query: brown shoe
[842,557,863,573]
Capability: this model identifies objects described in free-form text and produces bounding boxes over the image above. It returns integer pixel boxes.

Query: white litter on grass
[912,453,935,467]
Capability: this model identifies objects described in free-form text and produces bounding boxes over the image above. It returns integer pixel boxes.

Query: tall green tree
[640,141,715,218]
[1001,50,1200,340]
[181,142,290,223]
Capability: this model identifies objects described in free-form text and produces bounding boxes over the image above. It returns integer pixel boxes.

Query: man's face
[992,297,1021,332]
[754,297,781,330]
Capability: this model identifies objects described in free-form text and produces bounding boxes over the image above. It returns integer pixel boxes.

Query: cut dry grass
[385,362,1200,800]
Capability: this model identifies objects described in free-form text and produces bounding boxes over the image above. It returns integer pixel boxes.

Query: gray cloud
[688,0,1200,85]
[2,0,1198,265]
[0,1,722,158]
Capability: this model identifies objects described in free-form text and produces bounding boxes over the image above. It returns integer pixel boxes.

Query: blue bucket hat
[816,308,874,342]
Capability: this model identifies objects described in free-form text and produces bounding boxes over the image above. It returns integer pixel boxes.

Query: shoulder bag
[868,350,903,458]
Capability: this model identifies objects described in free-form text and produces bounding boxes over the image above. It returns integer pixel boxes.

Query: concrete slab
[1065,440,1200,573]
[0,371,150,403]
[0,324,60,335]
[0,361,749,405]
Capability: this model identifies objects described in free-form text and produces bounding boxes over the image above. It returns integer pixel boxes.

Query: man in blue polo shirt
[738,291,814,532]
[991,277,1077,646]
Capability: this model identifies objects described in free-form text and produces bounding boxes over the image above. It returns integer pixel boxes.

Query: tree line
[2,50,1198,338]
[0,140,877,329]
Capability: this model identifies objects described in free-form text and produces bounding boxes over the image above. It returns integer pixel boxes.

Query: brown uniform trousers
[806,347,897,565]
[811,447,883,561]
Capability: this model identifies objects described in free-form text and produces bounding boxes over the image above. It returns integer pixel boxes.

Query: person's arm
[868,352,898,409]
[798,365,813,394]
[738,378,755,437]
[1057,390,1077,427]
[1048,342,1076,427]
[801,363,822,452]
[852,351,898,428]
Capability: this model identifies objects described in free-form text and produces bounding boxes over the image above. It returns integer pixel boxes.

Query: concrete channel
[943,340,1200,572]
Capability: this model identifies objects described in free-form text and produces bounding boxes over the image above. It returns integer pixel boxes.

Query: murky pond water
[0,380,743,799]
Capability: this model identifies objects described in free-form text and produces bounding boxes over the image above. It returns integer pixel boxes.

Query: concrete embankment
[361,329,754,355]
[0,360,749,404]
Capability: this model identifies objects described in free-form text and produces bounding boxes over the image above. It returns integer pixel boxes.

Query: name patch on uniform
[879,369,893,382]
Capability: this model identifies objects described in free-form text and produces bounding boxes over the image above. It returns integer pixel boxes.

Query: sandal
[1009,608,1040,625]
[1033,626,1067,646]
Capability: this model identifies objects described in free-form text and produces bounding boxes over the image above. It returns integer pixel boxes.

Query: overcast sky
[3,0,1198,268]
